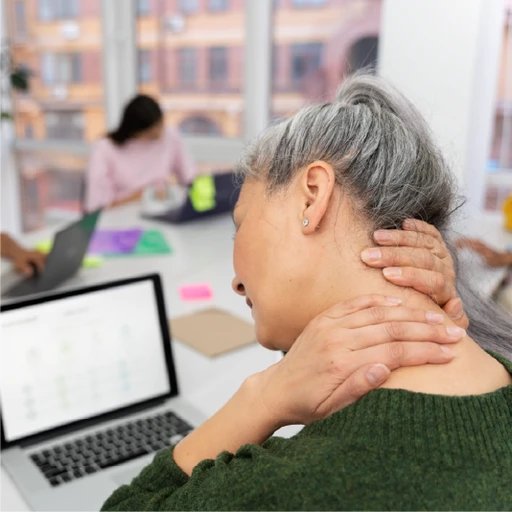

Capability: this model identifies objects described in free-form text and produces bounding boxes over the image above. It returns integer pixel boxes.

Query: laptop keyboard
[30,411,193,487]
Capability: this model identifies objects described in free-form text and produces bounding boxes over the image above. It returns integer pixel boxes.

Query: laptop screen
[0,279,172,443]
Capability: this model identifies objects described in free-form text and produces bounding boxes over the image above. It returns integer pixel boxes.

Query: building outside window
[180,116,222,135]
[209,0,229,12]
[138,50,152,84]
[38,0,79,20]
[14,1,26,36]
[209,47,228,86]
[179,0,199,14]
[137,0,150,16]
[178,48,198,87]
[292,0,327,7]
[41,53,82,84]
[44,111,84,140]
[291,43,324,85]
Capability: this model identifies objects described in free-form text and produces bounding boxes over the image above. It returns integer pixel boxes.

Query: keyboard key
[49,477,60,487]
[42,450,51,457]
[84,466,96,474]
[61,473,71,482]
[97,449,147,469]
[74,469,84,478]
[44,468,68,479]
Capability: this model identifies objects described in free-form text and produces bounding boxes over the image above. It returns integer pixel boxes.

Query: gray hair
[236,73,511,359]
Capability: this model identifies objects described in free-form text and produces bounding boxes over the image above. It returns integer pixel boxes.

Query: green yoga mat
[104,230,172,257]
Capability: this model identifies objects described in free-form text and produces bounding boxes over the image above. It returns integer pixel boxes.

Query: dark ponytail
[108,94,163,145]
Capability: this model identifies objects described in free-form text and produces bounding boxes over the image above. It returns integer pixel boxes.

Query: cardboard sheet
[170,308,256,357]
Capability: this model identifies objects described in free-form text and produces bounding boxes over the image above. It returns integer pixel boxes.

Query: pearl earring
[302,219,309,227]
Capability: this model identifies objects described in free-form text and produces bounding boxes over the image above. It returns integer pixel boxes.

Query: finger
[341,341,455,377]
[372,230,448,258]
[31,254,46,272]
[361,246,444,274]
[340,306,446,330]
[342,321,465,350]
[401,219,446,244]
[326,364,391,411]
[442,298,469,330]
[321,294,402,320]
[381,267,456,304]
[15,261,33,276]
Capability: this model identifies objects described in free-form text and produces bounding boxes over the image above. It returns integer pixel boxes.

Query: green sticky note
[34,240,103,268]
[189,175,216,212]
[134,230,172,255]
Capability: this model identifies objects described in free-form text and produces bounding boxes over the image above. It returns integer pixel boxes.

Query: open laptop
[2,210,101,300]
[0,274,204,511]
[143,172,241,224]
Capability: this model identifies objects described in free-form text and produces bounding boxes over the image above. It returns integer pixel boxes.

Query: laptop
[143,172,241,224]
[2,210,101,300]
[0,274,204,511]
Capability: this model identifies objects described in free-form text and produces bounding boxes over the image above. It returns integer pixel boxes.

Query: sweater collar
[306,354,512,466]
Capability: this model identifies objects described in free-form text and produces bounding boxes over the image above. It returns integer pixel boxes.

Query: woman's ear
[298,161,336,234]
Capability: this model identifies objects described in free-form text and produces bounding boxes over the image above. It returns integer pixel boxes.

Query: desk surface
[2,206,511,511]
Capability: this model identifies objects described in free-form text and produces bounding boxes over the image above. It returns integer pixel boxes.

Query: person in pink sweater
[85,95,196,212]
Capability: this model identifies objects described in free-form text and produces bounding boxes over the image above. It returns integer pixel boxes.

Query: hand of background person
[362,219,468,329]
[456,238,512,268]
[255,294,463,427]
[12,247,46,276]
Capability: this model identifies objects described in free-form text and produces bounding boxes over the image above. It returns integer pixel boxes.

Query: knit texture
[101,354,512,511]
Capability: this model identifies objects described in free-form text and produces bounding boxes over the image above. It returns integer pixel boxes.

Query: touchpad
[111,464,146,486]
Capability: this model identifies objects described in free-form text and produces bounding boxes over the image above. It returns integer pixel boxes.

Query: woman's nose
[232,277,246,296]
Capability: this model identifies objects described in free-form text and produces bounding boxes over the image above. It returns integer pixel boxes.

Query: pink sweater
[85,127,196,212]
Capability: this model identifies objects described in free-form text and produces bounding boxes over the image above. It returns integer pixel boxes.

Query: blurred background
[0,0,511,233]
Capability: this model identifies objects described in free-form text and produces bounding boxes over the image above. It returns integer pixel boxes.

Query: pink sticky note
[179,283,214,301]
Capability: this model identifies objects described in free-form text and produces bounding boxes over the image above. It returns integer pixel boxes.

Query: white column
[379,0,506,214]
[243,0,273,140]
[101,0,138,130]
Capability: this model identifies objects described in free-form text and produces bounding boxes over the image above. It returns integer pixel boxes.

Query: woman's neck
[322,256,512,395]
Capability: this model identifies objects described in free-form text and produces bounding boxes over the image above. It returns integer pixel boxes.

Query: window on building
[24,125,34,139]
[180,116,222,135]
[41,53,82,84]
[347,37,379,72]
[45,111,84,140]
[209,0,228,12]
[209,47,228,85]
[38,0,79,20]
[137,0,150,16]
[138,50,152,84]
[292,0,327,7]
[178,48,198,86]
[14,1,26,36]
[179,0,199,14]
[291,43,323,84]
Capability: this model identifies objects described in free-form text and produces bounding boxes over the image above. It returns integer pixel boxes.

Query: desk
[1,204,280,511]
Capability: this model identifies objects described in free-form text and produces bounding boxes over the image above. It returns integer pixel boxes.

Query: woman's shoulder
[163,125,184,143]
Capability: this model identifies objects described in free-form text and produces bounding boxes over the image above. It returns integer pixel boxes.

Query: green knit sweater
[102,355,512,511]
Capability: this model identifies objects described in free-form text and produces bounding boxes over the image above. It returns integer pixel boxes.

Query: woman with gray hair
[102,74,512,511]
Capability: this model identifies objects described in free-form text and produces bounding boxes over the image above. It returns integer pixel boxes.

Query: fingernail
[383,267,402,277]
[361,248,382,263]
[373,230,392,241]
[386,296,402,304]
[366,364,390,386]
[440,346,456,356]
[403,219,416,229]
[426,311,444,324]
[450,299,464,319]
[446,326,466,339]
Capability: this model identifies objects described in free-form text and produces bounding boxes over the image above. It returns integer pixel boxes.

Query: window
[180,116,222,135]
[14,1,26,36]
[272,1,382,120]
[209,47,228,85]
[137,0,150,16]
[41,53,82,84]
[24,125,34,139]
[45,111,84,140]
[179,0,199,14]
[209,0,228,11]
[38,0,79,20]
[291,43,323,84]
[138,50,152,84]
[178,48,198,86]
[292,0,327,6]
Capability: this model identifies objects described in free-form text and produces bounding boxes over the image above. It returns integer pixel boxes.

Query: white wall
[379,0,505,215]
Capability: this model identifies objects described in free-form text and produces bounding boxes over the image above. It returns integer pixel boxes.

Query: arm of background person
[457,238,512,268]
[84,141,116,212]
[1,233,45,275]
[168,127,196,186]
